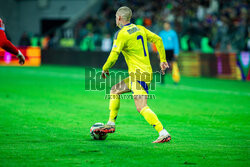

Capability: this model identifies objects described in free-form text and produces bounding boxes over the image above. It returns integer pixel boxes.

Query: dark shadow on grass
[183,161,197,165]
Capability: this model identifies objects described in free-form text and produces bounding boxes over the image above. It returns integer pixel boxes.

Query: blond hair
[116,6,132,21]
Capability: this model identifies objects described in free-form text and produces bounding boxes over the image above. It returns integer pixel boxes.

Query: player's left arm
[102,32,125,78]
[138,26,169,74]
[139,26,166,62]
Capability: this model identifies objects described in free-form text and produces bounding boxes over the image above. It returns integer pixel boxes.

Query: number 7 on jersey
[137,35,147,57]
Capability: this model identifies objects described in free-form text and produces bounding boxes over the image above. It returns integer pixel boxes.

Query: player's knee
[110,86,118,95]
[136,106,144,113]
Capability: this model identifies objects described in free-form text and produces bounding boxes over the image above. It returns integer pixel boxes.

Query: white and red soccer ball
[90,123,108,140]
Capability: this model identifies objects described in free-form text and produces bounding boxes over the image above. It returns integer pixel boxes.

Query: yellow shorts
[123,77,151,95]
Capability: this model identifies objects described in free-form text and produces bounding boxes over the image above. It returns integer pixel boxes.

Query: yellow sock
[140,106,164,133]
[108,94,120,123]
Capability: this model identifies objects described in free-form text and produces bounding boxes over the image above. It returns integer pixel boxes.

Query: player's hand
[17,50,25,65]
[102,70,109,79]
[160,62,169,75]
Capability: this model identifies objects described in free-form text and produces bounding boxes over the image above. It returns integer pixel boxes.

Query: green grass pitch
[0,65,249,166]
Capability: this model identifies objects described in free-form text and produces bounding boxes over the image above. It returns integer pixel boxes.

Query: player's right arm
[102,31,125,78]
[0,19,25,65]
[137,25,169,74]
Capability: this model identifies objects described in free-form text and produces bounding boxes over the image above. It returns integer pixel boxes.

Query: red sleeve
[0,30,19,55]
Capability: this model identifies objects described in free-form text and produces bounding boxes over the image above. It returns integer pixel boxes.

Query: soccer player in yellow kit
[94,6,171,143]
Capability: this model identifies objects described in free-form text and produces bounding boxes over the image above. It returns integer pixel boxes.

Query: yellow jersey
[103,23,166,82]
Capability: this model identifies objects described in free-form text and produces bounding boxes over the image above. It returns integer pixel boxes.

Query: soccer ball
[90,123,108,140]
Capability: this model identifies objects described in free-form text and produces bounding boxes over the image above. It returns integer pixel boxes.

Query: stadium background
[0,0,249,166]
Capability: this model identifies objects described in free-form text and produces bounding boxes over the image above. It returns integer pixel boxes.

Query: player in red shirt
[0,18,25,65]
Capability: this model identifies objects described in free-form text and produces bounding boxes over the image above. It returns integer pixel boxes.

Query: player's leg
[94,77,131,134]
[108,77,131,124]
[132,81,170,143]
[134,95,171,143]
[134,95,163,132]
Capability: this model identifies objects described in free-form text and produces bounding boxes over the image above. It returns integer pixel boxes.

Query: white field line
[166,85,250,97]
[1,68,84,79]
[1,68,249,96]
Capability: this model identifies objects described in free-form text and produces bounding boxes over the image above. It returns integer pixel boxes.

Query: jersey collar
[124,23,131,26]
[121,23,131,29]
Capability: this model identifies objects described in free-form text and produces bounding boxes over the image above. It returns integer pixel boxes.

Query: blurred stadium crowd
[22,0,249,53]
